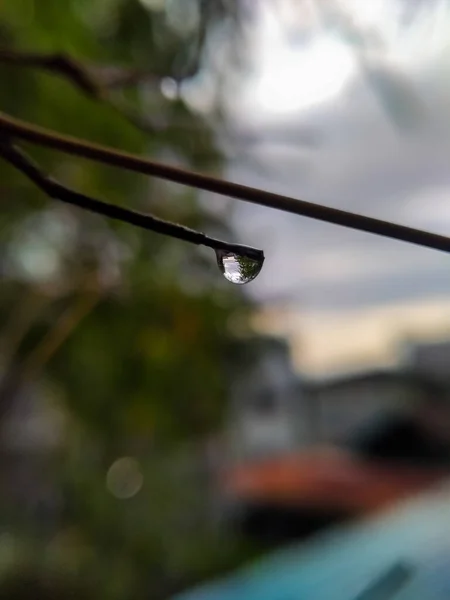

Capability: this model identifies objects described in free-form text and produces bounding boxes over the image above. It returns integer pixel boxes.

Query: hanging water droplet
[215,250,264,285]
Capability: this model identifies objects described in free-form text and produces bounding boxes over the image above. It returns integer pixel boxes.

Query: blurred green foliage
[0,1,257,597]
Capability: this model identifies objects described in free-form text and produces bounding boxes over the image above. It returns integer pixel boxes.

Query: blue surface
[174,482,450,600]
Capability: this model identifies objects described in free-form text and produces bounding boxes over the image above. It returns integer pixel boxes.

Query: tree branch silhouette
[0,48,183,136]
[1,109,450,255]
[0,140,263,260]
[0,48,159,97]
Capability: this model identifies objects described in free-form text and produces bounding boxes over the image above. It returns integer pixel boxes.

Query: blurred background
[2,0,450,598]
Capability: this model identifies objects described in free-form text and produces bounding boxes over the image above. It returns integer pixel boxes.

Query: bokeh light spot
[106,457,143,499]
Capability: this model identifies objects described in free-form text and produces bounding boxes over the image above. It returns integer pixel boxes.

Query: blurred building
[225,336,308,463]
[0,383,66,531]
[407,339,450,385]
[224,335,450,463]
[223,337,410,462]
[294,338,450,445]
[304,370,409,444]
[217,336,450,540]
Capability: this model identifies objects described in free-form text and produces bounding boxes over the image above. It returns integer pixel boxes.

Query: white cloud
[224,2,450,373]
[229,22,450,309]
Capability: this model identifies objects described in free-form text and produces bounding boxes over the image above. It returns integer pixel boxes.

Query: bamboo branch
[1,109,450,254]
[0,140,263,261]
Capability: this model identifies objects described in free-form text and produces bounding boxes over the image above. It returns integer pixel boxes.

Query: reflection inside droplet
[106,457,143,499]
[215,250,264,284]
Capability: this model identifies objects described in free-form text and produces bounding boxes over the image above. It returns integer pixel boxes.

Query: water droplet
[215,250,264,285]
[106,457,143,499]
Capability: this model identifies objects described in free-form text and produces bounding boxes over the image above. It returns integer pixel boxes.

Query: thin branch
[19,276,101,385]
[0,288,48,372]
[1,110,450,255]
[0,49,102,98]
[0,49,161,96]
[0,48,170,136]
[0,140,263,261]
[0,48,213,139]
[0,273,101,415]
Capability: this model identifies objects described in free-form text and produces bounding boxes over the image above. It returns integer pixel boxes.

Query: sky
[225,0,450,375]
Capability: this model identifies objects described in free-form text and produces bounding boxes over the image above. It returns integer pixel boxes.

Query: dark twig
[0,139,263,261]
[1,110,450,255]
[0,49,161,96]
[0,48,172,136]
[0,49,102,98]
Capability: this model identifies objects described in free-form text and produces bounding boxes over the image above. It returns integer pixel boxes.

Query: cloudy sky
[225,0,450,374]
